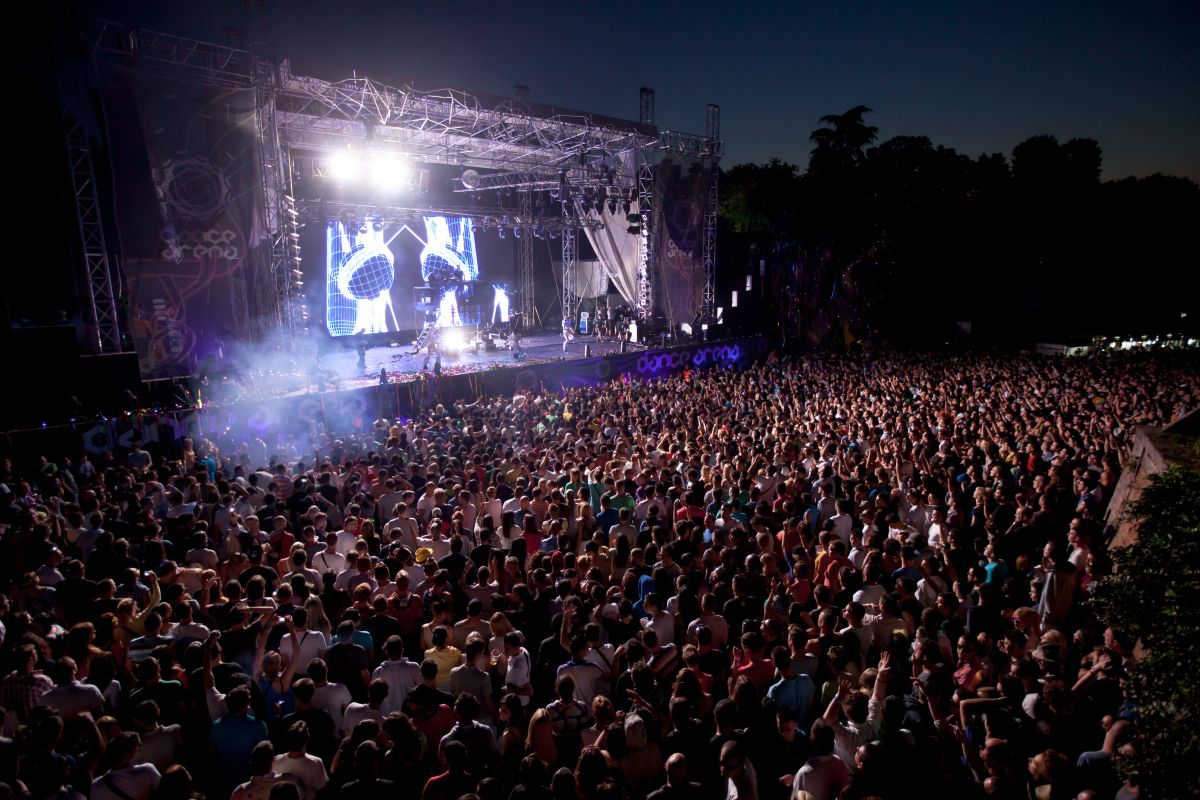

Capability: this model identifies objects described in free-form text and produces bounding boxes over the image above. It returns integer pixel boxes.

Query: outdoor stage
[54,335,767,459]
[316,332,636,395]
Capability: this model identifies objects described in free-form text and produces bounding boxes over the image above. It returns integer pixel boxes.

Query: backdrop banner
[654,157,712,324]
[102,72,263,378]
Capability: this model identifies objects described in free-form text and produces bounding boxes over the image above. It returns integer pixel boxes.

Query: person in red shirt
[815,539,853,593]
[728,631,775,693]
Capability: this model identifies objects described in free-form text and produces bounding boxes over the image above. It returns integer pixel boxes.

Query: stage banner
[655,158,712,324]
[102,73,262,378]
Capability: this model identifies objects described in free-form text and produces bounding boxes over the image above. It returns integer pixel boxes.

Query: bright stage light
[442,328,467,354]
[327,151,362,183]
[370,155,410,191]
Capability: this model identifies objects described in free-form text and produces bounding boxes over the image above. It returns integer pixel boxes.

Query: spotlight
[498,227,506,239]
[441,328,467,354]
[327,150,362,182]
[358,222,368,234]
[372,219,383,232]
[460,169,481,189]
[513,227,522,238]
[607,199,617,215]
[626,226,640,235]
[621,200,631,215]
[370,155,409,191]
[626,213,641,224]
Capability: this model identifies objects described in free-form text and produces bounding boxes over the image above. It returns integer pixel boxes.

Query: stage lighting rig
[327,150,362,183]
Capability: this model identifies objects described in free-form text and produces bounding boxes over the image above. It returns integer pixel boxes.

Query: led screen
[325,216,513,336]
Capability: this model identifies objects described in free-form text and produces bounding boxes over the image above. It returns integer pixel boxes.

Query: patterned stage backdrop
[654,157,713,325]
[102,72,262,378]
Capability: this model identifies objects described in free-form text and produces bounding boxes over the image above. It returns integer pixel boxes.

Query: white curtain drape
[580,201,641,307]
[575,259,607,298]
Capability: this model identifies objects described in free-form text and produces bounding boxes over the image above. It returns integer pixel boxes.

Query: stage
[322,331,636,393]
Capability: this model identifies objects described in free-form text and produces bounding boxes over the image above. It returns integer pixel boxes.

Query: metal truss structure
[64,110,123,353]
[87,19,721,339]
[637,162,655,320]
[701,104,721,321]
[517,190,535,327]
[561,203,578,322]
[299,199,595,235]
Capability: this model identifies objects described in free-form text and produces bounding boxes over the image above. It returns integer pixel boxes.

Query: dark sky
[93,0,1200,181]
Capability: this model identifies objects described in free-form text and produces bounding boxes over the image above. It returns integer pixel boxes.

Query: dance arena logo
[636,344,742,375]
[160,228,239,261]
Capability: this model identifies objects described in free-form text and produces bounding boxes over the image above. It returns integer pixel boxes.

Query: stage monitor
[325,215,513,336]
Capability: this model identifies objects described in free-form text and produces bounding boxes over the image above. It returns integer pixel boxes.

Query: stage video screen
[325,216,514,336]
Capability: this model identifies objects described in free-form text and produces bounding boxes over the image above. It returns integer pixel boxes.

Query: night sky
[92,0,1199,181]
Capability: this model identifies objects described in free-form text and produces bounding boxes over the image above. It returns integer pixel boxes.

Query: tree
[1091,466,1200,800]
[808,105,878,173]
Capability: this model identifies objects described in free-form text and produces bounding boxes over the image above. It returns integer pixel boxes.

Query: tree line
[719,106,1199,348]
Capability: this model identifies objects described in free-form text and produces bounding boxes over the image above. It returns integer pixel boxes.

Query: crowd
[0,351,1195,800]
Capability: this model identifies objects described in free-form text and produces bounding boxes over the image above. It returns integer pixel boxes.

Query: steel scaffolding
[561,202,577,323]
[637,162,655,320]
[64,111,123,353]
[517,189,535,327]
[701,104,721,321]
[87,20,723,341]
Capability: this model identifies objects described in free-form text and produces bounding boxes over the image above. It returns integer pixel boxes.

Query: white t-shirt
[340,702,386,737]
[311,550,346,575]
[504,648,532,706]
[42,681,104,718]
[138,724,183,772]
[271,753,328,800]
[90,764,161,800]
[312,682,352,731]
[373,658,422,714]
[280,630,328,675]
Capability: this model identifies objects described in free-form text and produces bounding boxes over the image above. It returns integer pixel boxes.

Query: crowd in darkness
[0,351,1195,800]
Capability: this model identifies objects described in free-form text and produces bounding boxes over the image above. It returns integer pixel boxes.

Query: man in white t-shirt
[42,658,104,719]
[311,534,347,576]
[279,609,328,675]
[90,733,160,800]
[372,636,422,714]
[271,720,329,800]
[502,633,532,707]
[308,660,352,734]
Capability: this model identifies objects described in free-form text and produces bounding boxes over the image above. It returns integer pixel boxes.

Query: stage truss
[87,19,722,342]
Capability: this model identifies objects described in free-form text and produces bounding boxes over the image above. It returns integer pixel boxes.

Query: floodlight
[327,151,362,182]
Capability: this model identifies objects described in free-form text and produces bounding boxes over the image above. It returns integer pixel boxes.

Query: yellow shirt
[424,645,462,690]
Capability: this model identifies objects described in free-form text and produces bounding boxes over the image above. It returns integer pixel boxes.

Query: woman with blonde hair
[484,609,513,666]
[526,707,558,767]
[303,595,332,639]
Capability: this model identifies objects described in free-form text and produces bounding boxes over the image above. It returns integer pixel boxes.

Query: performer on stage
[356,332,368,370]
[561,316,575,352]
[422,326,441,371]
[491,284,510,324]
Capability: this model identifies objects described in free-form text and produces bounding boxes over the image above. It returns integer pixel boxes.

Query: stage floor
[200,330,701,406]
[303,332,635,394]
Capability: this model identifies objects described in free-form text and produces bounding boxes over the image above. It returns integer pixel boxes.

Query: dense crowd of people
[0,351,1195,800]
